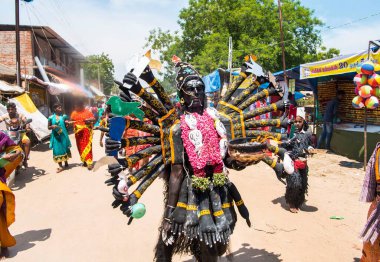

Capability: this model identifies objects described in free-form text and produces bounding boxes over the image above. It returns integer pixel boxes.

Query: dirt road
[6,132,367,261]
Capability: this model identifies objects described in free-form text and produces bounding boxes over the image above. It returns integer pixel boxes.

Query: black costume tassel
[170,177,189,235]
[227,182,251,227]
[210,187,230,244]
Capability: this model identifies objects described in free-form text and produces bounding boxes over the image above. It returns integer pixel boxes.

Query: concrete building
[0,24,86,115]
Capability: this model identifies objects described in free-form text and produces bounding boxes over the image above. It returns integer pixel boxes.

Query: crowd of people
[0,99,109,259]
[0,72,373,261]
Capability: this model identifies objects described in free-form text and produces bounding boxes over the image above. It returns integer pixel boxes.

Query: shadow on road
[225,243,282,261]
[66,163,82,170]
[271,196,318,213]
[339,161,363,169]
[31,142,50,152]
[11,166,47,191]
[9,228,52,258]
[183,243,282,261]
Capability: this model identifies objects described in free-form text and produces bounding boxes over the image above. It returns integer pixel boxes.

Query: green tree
[83,53,115,95]
[146,0,340,80]
[145,28,184,94]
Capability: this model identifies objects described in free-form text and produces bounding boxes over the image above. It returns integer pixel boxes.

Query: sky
[1,0,380,80]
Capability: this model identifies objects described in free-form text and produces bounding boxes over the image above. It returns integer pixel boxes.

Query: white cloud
[321,19,380,55]
[0,0,186,80]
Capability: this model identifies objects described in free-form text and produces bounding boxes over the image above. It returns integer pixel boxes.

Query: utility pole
[15,0,21,87]
[97,63,101,92]
[228,36,233,88]
[277,0,287,84]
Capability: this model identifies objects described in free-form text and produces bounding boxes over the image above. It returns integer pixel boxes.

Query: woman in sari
[48,103,71,173]
[70,100,95,170]
[0,132,23,259]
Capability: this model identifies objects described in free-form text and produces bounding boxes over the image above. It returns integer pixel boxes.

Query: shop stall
[300,47,380,162]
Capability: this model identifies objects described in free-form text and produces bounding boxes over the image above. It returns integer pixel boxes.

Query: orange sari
[71,109,94,165]
[0,136,22,248]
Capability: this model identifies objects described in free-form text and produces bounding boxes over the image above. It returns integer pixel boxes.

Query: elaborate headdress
[173,56,202,91]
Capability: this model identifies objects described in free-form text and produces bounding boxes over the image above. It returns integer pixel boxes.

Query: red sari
[71,109,94,165]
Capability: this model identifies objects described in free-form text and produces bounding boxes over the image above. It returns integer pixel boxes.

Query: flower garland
[180,111,223,177]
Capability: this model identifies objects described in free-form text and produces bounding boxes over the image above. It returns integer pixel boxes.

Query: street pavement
[6,132,367,261]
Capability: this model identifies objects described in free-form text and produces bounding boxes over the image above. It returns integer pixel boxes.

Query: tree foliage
[83,53,115,95]
[146,0,340,82]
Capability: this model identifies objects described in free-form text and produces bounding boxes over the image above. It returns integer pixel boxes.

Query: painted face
[180,78,205,111]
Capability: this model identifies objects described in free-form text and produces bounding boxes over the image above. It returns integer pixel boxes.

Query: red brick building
[0,24,85,115]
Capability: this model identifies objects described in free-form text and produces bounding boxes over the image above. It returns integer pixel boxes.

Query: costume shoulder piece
[168,122,184,165]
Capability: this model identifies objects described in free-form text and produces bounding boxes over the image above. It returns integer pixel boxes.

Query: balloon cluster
[352,61,380,109]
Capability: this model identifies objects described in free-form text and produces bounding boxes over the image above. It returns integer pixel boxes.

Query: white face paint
[185,114,198,130]
[117,178,129,194]
[188,129,203,151]
[283,152,295,175]
[219,138,228,158]
[206,107,219,120]
[215,120,227,138]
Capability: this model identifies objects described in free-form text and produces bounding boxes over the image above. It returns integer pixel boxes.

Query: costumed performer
[104,57,290,261]
[280,108,313,213]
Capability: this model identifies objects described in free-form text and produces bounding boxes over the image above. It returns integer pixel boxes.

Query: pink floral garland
[180,111,223,177]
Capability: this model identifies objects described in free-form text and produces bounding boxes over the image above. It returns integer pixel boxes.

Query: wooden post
[15,0,21,87]
[364,107,367,171]
[277,0,287,85]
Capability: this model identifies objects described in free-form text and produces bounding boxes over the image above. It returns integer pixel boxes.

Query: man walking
[317,90,345,151]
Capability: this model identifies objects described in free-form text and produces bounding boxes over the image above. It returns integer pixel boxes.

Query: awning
[274,66,317,92]
[9,93,50,141]
[0,80,25,94]
[300,49,380,79]
[89,85,105,100]
[48,74,93,98]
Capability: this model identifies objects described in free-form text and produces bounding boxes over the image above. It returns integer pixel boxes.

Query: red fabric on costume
[136,118,152,151]
[287,104,297,134]
[123,117,153,169]
[294,159,307,170]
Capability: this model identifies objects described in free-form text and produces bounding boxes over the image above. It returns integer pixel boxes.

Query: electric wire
[24,4,44,55]
[28,4,75,73]
[49,0,92,55]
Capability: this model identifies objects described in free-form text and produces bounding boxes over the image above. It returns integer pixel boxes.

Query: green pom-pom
[131,203,146,219]
[213,173,226,187]
[191,176,211,192]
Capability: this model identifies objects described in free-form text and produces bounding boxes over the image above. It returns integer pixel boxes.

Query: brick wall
[0,30,34,75]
